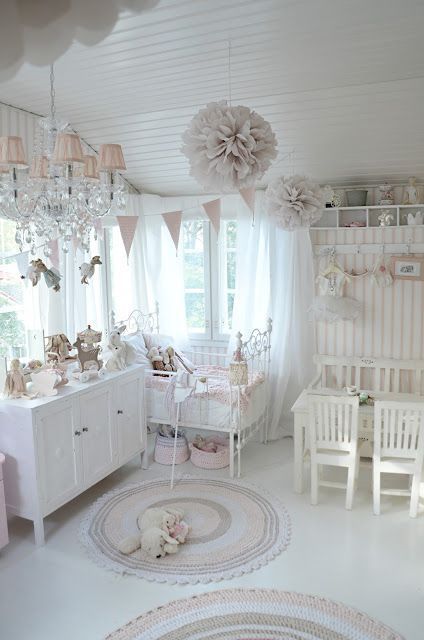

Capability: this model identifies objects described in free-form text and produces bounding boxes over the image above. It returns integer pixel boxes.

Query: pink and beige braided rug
[79,476,291,584]
[106,588,404,640]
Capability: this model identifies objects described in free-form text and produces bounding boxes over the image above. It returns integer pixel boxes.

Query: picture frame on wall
[392,256,424,281]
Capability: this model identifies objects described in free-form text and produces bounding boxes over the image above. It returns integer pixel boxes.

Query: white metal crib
[111,307,272,477]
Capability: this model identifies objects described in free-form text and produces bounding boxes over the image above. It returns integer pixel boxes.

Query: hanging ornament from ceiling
[266,174,325,231]
[0,0,159,80]
[182,100,277,193]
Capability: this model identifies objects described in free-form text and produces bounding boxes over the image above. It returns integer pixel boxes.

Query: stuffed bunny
[105,325,135,371]
[118,526,179,558]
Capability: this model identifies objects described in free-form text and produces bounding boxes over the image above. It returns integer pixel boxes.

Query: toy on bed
[118,506,188,557]
[105,325,136,371]
[147,345,178,373]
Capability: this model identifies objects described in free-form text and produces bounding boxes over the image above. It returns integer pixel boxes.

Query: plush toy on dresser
[105,325,136,371]
[3,359,27,398]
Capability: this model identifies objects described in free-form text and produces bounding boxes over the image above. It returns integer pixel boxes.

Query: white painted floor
[1,435,423,640]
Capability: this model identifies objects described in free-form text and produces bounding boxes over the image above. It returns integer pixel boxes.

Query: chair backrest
[374,400,424,460]
[313,355,424,395]
[308,394,359,453]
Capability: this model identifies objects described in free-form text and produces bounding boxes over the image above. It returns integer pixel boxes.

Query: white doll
[3,359,27,398]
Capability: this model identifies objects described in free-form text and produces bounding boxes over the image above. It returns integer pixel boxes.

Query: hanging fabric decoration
[15,251,29,278]
[72,234,81,254]
[239,186,256,224]
[182,101,277,192]
[202,199,221,235]
[162,211,183,254]
[47,239,60,269]
[117,216,139,259]
[266,175,325,231]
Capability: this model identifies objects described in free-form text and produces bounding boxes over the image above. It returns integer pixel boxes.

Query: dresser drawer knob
[82,427,89,432]
[74,430,81,436]
[117,410,123,415]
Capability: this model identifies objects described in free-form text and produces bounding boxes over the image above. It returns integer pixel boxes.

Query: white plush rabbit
[105,325,134,371]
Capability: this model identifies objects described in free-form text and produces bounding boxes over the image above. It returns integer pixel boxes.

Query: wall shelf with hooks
[314,243,424,256]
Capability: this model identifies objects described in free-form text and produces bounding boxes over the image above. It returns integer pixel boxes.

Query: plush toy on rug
[118,506,189,558]
[79,255,102,285]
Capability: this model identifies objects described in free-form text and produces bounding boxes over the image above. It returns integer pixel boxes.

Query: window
[0,219,39,360]
[182,218,237,340]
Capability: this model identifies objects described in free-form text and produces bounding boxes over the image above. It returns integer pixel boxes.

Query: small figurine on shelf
[403,177,419,205]
[378,183,394,206]
[3,359,27,398]
[378,209,394,227]
[79,255,102,285]
[406,210,424,226]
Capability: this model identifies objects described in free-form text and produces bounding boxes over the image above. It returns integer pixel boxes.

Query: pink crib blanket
[145,365,264,412]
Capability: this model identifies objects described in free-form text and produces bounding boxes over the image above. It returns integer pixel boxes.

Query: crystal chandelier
[0,65,127,256]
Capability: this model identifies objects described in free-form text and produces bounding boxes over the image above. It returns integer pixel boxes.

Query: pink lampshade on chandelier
[0,65,127,256]
[0,135,28,168]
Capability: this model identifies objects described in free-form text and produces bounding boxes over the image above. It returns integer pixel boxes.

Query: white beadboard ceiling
[1,0,424,195]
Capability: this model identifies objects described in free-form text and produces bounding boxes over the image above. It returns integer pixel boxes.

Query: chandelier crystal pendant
[0,65,127,256]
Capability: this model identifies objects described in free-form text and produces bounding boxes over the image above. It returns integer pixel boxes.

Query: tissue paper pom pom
[182,101,277,192]
[266,174,325,230]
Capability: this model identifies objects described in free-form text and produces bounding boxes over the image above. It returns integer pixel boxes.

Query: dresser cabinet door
[35,400,82,514]
[115,373,144,463]
[79,386,116,487]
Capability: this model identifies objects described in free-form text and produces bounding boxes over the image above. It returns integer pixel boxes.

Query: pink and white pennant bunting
[48,239,60,269]
[117,216,139,259]
[239,186,256,213]
[202,198,221,235]
[162,211,182,254]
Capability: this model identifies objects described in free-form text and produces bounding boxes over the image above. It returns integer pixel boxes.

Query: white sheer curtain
[128,194,189,348]
[230,191,270,349]
[269,227,316,438]
[231,193,316,440]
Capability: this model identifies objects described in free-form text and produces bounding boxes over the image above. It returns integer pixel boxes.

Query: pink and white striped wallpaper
[310,226,424,361]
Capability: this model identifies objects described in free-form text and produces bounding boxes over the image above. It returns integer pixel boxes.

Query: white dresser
[0,365,146,545]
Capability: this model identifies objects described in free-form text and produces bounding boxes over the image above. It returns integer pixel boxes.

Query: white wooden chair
[373,401,424,518]
[308,394,360,510]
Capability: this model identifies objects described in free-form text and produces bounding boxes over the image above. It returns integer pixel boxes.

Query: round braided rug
[79,476,291,584]
[106,588,404,640]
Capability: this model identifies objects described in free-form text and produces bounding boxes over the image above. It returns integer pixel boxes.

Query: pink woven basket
[154,433,190,465]
[189,437,230,470]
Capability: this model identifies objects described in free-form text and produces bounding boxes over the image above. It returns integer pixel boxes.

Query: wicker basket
[154,432,190,465]
[189,437,230,469]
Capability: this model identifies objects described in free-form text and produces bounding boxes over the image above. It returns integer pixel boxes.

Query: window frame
[184,217,236,344]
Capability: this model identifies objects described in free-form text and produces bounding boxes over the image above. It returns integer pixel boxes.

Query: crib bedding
[145,365,267,429]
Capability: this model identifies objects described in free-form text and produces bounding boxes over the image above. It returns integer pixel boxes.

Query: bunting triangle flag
[72,234,81,254]
[117,216,139,259]
[162,211,182,254]
[239,186,256,213]
[15,251,29,278]
[48,239,60,269]
[202,198,221,235]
